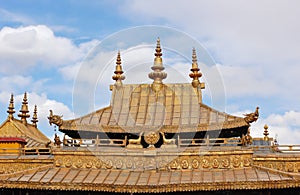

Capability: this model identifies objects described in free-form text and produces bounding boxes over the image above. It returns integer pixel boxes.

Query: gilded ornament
[127,132,143,148]
[268,163,273,169]
[191,159,200,169]
[115,159,123,169]
[64,157,72,168]
[277,163,283,171]
[144,131,160,147]
[135,160,144,169]
[75,159,83,168]
[202,157,210,168]
[232,156,241,168]
[243,158,251,167]
[170,160,178,170]
[221,158,230,168]
[85,161,93,168]
[55,158,62,167]
[160,132,176,147]
[126,159,133,168]
[105,160,113,169]
[146,158,156,170]
[95,160,102,169]
[48,110,63,127]
[181,159,189,169]
[212,158,219,168]
[286,163,294,172]
[244,107,259,123]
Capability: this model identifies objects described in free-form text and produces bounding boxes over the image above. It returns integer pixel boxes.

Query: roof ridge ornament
[18,92,30,124]
[7,93,15,119]
[112,51,125,87]
[31,105,38,127]
[189,48,203,88]
[244,107,259,123]
[148,38,167,92]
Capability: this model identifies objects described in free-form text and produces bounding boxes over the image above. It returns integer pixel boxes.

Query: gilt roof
[0,118,50,147]
[0,166,298,193]
[60,83,248,133]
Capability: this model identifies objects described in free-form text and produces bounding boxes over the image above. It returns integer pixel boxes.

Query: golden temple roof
[53,39,255,136]
[1,166,298,193]
[0,118,50,147]
[60,83,248,133]
[0,93,50,148]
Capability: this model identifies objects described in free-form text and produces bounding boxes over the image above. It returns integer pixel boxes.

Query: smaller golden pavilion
[0,39,300,194]
[0,93,50,156]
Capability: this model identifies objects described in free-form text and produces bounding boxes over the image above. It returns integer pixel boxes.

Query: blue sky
[0,0,300,144]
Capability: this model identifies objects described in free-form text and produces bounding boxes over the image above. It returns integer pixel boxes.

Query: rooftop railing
[0,147,51,156]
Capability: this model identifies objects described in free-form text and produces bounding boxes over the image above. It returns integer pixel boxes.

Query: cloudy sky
[0,0,299,144]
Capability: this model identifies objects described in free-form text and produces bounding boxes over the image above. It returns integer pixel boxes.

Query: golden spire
[189,48,203,88]
[148,38,167,91]
[7,94,15,119]
[112,51,125,85]
[31,105,38,127]
[154,38,163,66]
[263,124,269,141]
[18,92,30,124]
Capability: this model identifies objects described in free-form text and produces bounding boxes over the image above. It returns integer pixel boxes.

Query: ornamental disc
[144,131,160,145]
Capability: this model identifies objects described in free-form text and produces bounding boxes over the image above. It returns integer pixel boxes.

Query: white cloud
[123,1,300,64]
[121,1,300,100]
[215,64,278,98]
[0,25,93,73]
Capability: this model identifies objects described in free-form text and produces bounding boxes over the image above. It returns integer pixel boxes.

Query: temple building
[0,39,300,194]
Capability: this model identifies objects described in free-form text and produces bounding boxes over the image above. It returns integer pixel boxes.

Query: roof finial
[18,92,30,124]
[154,38,162,65]
[148,38,167,92]
[31,105,38,127]
[112,51,125,86]
[189,48,203,88]
[263,124,269,141]
[7,93,15,119]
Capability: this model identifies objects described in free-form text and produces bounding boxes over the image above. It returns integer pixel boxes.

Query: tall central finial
[112,51,125,87]
[18,92,30,124]
[148,38,167,92]
[154,38,162,65]
[7,94,15,119]
[189,48,203,88]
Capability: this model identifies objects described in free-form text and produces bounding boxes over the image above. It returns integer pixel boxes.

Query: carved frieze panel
[253,160,300,173]
[53,153,253,170]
